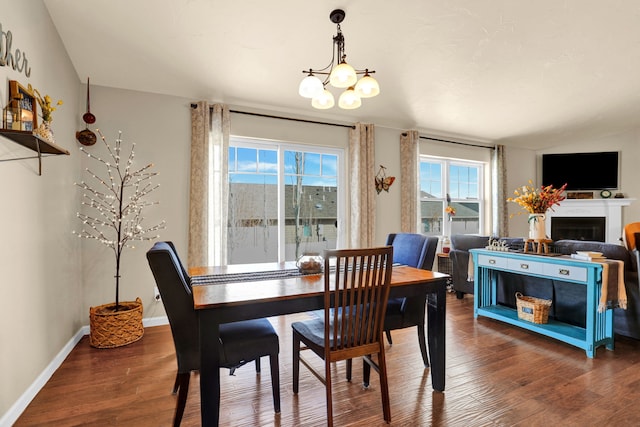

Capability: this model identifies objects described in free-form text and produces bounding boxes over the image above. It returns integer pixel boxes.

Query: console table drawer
[542,263,588,283]
[477,254,509,269]
[507,258,544,275]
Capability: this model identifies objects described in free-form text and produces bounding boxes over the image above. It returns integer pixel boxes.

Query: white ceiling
[43,0,640,149]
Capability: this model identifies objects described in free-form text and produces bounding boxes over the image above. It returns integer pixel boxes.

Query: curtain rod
[417,135,494,150]
[190,103,354,129]
[190,104,493,142]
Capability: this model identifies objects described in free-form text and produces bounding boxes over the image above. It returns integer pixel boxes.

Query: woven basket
[89,297,144,348]
[515,292,552,324]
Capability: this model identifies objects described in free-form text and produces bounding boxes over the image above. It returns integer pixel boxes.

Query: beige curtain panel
[492,144,508,237]
[189,102,230,268]
[400,130,419,233]
[349,123,376,248]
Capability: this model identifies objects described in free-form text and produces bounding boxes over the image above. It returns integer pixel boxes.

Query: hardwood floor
[16,293,640,426]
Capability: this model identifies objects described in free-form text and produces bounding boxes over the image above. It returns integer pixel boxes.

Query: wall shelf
[0,129,70,175]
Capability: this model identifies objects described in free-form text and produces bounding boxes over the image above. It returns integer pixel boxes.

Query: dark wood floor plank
[15,293,640,426]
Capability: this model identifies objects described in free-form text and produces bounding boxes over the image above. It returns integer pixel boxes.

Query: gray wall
[0,0,81,418]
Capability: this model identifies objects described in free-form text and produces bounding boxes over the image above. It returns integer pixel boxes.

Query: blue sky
[229,147,337,187]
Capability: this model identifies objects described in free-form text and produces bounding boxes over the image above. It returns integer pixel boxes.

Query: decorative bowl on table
[296,253,324,274]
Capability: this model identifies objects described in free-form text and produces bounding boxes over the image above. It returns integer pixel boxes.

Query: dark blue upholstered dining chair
[146,241,280,426]
[382,233,438,367]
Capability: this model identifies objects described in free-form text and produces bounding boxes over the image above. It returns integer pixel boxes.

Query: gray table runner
[192,268,304,285]
[191,263,403,286]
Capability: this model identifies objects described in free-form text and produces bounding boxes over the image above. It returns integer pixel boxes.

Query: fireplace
[544,198,633,244]
[551,217,606,242]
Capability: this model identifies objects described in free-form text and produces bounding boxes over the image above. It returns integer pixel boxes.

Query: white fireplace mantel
[545,198,635,244]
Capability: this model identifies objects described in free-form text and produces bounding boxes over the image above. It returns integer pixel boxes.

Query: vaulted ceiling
[44,0,640,149]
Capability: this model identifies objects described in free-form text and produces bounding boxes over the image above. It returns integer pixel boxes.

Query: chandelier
[299,9,380,110]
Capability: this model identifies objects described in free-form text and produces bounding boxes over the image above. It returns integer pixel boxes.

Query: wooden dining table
[190,262,448,426]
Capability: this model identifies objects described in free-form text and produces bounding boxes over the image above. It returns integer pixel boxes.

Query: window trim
[228,136,346,263]
[419,155,485,236]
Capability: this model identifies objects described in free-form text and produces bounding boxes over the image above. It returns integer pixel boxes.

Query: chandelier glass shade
[299,74,324,99]
[354,71,380,98]
[299,9,379,110]
[329,62,357,88]
[311,89,335,109]
[338,87,361,109]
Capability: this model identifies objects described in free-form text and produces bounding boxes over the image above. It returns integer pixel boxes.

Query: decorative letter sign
[0,22,31,78]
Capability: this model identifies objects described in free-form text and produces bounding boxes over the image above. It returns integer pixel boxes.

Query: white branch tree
[74,130,165,311]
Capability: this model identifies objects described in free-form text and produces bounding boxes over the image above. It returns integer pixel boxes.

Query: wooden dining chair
[146,241,281,426]
[291,246,394,426]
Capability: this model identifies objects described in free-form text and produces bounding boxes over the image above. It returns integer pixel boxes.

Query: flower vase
[35,121,55,144]
[528,213,547,240]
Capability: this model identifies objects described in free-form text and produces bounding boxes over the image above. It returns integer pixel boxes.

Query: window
[227,137,344,263]
[419,157,483,236]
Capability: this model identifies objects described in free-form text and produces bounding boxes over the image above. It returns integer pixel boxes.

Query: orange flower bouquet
[507,180,567,215]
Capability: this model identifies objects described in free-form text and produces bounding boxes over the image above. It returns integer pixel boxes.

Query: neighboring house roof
[419,190,479,219]
[229,183,337,221]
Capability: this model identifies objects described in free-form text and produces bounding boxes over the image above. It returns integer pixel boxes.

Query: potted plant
[75,130,165,348]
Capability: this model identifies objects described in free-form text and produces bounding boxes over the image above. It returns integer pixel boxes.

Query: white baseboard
[0,327,85,427]
[144,315,169,328]
[0,316,169,426]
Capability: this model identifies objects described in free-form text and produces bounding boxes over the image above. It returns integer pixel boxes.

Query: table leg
[426,285,446,392]
[199,310,221,426]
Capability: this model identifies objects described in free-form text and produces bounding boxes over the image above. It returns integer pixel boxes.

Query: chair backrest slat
[323,247,393,352]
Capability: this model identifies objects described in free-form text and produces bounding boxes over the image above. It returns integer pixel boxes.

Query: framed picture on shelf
[2,80,37,132]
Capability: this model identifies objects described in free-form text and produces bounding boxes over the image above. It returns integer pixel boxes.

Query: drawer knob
[559,269,570,276]
[520,263,529,270]
[489,259,496,264]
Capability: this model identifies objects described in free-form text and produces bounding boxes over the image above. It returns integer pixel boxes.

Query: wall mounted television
[541,151,619,190]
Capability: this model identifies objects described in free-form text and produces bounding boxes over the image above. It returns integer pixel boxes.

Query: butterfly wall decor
[374,165,395,194]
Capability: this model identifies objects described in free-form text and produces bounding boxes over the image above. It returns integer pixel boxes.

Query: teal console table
[470,249,614,358]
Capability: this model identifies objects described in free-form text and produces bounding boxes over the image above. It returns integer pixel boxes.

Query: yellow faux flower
[31,87,63,123]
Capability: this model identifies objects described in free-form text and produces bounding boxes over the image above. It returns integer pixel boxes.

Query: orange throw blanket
[598,259,627,312]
